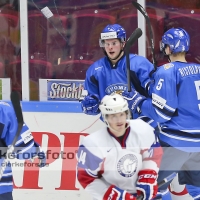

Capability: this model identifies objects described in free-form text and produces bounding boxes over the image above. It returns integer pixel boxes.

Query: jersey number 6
[156,79,164,90]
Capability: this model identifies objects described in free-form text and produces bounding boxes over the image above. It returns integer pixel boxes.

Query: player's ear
[165,46,171,55]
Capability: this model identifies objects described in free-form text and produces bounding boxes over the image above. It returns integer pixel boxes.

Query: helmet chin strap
[164,53,171,62]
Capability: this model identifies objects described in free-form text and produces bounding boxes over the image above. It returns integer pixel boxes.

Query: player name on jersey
[178,65,200,77]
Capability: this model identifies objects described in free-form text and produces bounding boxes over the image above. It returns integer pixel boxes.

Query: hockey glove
[81,94,100,115]
[31,142,46,168]
[136,169,158,200]
[122,89,146,118]
[103,185,136,200]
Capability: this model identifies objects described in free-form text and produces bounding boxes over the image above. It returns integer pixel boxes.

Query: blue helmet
[160,28,190,53]
[99,24,126,47]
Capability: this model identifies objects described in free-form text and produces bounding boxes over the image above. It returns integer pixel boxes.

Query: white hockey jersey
[77,119,162,200]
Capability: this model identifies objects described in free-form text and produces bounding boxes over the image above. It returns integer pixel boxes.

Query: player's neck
[108,127,126,137]
[169,54,187,63]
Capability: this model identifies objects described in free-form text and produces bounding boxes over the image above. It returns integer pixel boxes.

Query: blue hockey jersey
[0,101,41,194]
[141,62,200,152]
[84,54,157,127]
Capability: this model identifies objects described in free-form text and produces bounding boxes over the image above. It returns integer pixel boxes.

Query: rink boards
[11,101,192,200]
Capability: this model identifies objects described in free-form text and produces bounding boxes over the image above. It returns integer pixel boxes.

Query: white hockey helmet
[99,93,129,115]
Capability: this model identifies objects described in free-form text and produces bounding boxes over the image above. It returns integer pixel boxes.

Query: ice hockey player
[0,101,46,200]
[81,23,157,128]
[77,94,162,200]
[122,27,200,200]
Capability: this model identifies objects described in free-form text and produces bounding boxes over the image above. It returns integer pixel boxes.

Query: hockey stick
[136,172,177,200]
[0,91,24,180]
[131,1,157,77]
[30,0,68,43]
[125,28,143,92]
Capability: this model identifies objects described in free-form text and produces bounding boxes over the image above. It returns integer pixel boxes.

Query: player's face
[106,112,127,135]
[104,39,124,60]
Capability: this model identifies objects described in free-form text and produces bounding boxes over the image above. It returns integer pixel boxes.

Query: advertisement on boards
[39,79,84,101]
[12,112,102,200]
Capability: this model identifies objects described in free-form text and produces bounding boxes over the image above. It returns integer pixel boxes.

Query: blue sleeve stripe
[139,116,154,124]
[1,165,11,174]
[181,130,200,133]
[162,128,200,139]
[0,175,12,183]
[164,104,176,112]
[16,141,34,155]
[0,182,13,186]
[15,128,31,145]
[155,109,171,120]
[15,138,34,148]
[2,172,12,177]
[15,138,23,145]
[153,104,175,118]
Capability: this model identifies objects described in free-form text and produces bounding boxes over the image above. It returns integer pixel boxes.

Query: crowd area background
[0,0,199,100]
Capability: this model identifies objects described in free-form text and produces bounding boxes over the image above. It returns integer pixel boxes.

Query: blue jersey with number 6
[141,62,200,152]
